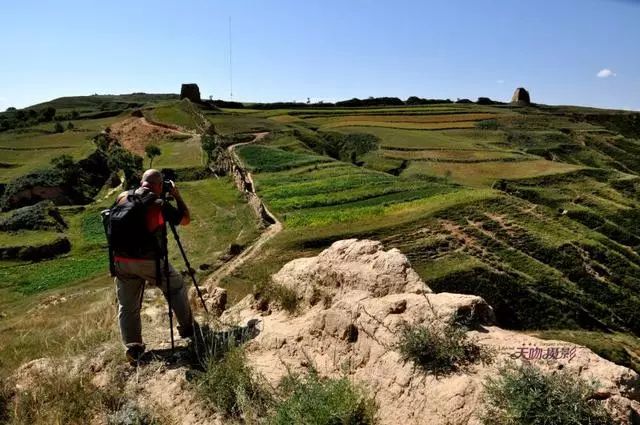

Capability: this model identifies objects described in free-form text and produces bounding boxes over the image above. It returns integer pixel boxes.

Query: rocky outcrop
[221,239,640,425]
[180,84,201,103]
[511,87,531,106]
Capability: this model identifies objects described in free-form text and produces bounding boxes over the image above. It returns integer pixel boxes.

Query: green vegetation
[144,144,161,168]
[270,372,377,425]
[147,99,203,131]
[536,330,640,373]
[396,320,491,375]
[482,362,613,425]
[404,159,583,187]
[237,144,332,172]
[196,344,273,420]
[4,351,165,425]
[221,100,640,377]
[3,93,640,411]
[153,135,203,169]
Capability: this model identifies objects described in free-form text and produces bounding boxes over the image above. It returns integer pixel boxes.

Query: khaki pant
[114,259,193,350]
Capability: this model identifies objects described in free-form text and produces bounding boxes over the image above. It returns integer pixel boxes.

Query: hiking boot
[179,320,200,340]
[125,344,146,365]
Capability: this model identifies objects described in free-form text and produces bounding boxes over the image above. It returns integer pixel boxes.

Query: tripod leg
[161,226,175,351]
[169,222,209,313]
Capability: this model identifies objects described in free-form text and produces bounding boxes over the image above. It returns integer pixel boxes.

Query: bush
[476,119,499,130]
[253,281,300,314]
[200,134,219,163]
[196,343,273,420]
[0,201,66,231]
[482,362,614,425]
[53,122,64,133]
[396,320,491,375]
[106,401,162,425]
[317,131,379,162]
[270,372,377,425]
[477,97,496,105]
[144,145,161,168]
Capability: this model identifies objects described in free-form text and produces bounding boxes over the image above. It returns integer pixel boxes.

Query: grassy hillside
[1,94,640,380]
[215,102,640,372]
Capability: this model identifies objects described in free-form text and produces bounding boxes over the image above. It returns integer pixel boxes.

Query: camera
[162,179,174,194]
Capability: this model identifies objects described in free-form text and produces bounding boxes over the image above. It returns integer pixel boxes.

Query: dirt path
[203,132,282,288]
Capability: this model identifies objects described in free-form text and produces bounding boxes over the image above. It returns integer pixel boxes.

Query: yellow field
[382,149,526,162]
[403,159,584,187]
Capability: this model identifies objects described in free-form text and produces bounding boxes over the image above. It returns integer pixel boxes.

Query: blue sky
[1,0,639,110]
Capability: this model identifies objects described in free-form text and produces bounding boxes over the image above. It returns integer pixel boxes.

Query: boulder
[511,87,531,106]
[180,84,201,103]
[222,239,640,425]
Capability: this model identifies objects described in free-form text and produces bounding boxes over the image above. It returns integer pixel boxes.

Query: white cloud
[597,69,616,78]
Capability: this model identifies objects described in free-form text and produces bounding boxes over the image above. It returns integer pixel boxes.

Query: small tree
[67,121,74,130]
[53,122,64,133]
[201,134,219,164]
[145,145,161,168]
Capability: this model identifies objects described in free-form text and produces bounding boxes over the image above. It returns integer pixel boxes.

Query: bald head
[141,169,162,185]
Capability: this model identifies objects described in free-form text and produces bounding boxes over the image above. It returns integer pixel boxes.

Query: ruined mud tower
[511,87,531,106]
[180,83,201,103]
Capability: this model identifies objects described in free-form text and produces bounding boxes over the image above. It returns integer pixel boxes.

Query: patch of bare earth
[109,117,189,155]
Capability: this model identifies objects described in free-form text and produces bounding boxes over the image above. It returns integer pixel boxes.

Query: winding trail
[203,132,282,288]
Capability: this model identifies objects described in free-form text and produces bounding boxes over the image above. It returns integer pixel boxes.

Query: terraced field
[0,119,118,182]
[2,95,640,377]
[219,102,640,372]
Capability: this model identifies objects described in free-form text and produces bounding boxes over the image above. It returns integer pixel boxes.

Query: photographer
[111,169,194,364]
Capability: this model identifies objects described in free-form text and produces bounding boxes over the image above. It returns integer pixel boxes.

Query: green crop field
[146,99,204,131]
[152,135,203,169]
[0,122,116,182]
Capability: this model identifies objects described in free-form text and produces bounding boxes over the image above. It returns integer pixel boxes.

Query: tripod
[159,201,209,351]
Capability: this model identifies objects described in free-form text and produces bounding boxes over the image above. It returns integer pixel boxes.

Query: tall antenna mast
[228,16,233,99]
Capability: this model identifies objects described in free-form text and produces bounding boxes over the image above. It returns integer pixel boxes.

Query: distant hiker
[106,169,195,363]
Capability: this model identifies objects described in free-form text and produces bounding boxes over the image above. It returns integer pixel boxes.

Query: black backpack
[102,190,158,269]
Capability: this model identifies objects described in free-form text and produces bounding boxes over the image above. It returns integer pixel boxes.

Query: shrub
[482,362,614,425]
[476,119,499,130]
[0,201,66,231]
[253,281,300,314]
[53,122,64,133]
[477,97,496,105]
[269,372,377,425]
[200,134,220,163]
[196,343,273,420]
[106,401,162,425]
[144,145,161,168]
[317,131,379,162]
[396,320,491,375]
[66,121,74,130]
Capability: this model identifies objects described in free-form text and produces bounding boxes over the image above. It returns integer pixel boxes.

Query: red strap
[114,256,152,263]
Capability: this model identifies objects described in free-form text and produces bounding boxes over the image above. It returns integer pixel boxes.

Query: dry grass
[321,120,478,130]
[383,149,525,161]
[0,284,119,377]
[403,160,584,187]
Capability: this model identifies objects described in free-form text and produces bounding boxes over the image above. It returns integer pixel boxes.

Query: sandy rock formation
[222,239,640,425]
[180,83,201,103]
[511,87,531,105]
